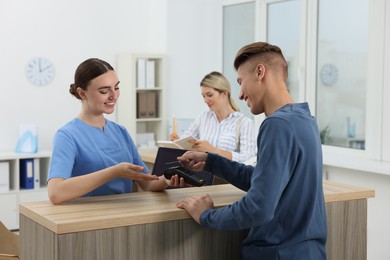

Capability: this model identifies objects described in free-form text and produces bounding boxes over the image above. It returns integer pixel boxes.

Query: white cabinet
[0,151,51,230]
[0,193,18,229]
[116,53,167,146]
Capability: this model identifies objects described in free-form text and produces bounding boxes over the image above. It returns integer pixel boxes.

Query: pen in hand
[165,161,180,165]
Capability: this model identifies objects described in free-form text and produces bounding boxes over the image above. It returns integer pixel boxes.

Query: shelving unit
[0,151,51,230]
[116,53,167,146]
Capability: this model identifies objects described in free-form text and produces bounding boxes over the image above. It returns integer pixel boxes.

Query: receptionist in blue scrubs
[47,58,182,205]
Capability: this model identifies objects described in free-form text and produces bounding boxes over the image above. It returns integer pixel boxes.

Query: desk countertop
[20,181,374,235]
[139,148,159,163]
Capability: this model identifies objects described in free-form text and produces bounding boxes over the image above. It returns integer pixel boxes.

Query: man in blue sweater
[176,42,327,259]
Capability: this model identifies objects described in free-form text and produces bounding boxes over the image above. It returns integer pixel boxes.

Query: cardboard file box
[137,91,158,118]
[0,222,19,259]
[146,91,157,117]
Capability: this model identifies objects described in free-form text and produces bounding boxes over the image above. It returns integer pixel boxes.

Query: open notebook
[151,147,213,185]
[157,136,198,151]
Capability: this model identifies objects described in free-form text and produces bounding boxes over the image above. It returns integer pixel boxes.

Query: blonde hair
[200,71,239,111]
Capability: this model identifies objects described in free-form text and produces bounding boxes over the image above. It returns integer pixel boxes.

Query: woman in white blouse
[170,71,256,163]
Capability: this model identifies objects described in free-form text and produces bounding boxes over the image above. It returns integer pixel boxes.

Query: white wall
[166,0,220,123]
[0,0,218,151]
[325,167,390,260]
[0,0,167,152]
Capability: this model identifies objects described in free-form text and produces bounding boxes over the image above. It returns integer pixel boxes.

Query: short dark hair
[234,42,288,80]
[69,58,114,100]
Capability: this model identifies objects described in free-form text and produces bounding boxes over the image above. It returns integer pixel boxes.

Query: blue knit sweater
[200,103,327,260]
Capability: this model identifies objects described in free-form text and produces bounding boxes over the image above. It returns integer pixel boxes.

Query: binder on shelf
[33,159,40,189]
[147,91,157,117]
[137,58,146,89]
[20,158,34,189]
[137,92,148,118]
[146,60,156,88]
[137,91,158,118]
[0,162,10,193]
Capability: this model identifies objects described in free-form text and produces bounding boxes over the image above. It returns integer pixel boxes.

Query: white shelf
[116,53,167,146]
[0,151,51,160]
[136,118,163,122]
[0,151,51,230]
[323,152,390,177]
[136,87,163,91]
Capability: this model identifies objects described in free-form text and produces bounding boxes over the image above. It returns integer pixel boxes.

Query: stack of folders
[137,92,158,118]
[137,58,156,89]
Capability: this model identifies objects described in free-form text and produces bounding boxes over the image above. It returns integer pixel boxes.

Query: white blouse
[185,111,257,163]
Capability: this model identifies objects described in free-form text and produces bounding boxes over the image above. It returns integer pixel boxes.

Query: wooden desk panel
[20,216,247,260]
[19,182,374,260]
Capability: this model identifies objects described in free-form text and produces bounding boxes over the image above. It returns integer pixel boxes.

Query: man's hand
[176,194,214,223]
[177,151,208,171]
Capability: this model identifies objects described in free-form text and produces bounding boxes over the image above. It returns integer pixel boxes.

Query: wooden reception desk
[19,180,374,260]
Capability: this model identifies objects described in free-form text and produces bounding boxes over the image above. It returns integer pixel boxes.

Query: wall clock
[25,57,55,86]
[320,63,338,87]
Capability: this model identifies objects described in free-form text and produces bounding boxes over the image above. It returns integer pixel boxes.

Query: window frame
[221,0,390,174]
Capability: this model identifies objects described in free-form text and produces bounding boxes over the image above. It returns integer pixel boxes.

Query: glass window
[223,2,256,118]
[316,0,368,150]
[267,0,301,102]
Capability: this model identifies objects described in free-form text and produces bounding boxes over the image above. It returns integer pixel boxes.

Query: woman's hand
[164,174,186,187]
[137,173,186,191]
[170,133,180,141]
[114,162,159,181]
[191,140,216,153]
[48,163,157,205]
[190,140,232,161]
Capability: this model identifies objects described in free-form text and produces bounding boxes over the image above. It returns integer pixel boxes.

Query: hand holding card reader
[164,166,206,187]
